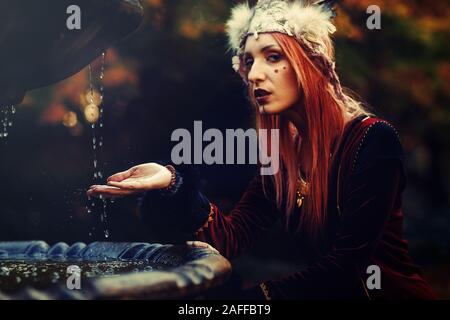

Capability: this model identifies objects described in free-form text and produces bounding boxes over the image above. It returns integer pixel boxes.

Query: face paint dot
[275,69,279,73]
[283,66,286,70]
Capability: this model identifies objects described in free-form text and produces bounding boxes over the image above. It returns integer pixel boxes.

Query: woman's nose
[248,61,267,84]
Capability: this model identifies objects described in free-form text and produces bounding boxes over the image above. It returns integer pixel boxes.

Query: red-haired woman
[87,0,436,299]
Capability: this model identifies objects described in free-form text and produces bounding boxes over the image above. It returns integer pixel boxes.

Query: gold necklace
[296,171,309,208]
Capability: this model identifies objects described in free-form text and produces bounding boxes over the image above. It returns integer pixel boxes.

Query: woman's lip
[256,94,271,104]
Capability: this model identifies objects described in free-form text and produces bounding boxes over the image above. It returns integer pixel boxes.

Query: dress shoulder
[351,118,404,173]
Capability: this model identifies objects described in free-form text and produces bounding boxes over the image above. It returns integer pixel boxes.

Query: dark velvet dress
[140,115,437,299]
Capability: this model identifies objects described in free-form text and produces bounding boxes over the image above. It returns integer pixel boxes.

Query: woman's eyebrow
[244,44,281,56]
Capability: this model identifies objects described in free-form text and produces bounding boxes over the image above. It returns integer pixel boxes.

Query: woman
[87,0,436,299]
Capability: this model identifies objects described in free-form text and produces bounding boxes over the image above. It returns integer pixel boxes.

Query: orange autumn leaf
[334,6,363,41]
[103,66,138,87]
[40,103,68,124]
[146,0,163,8]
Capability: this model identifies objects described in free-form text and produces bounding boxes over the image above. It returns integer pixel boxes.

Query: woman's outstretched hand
[87,163,172,199]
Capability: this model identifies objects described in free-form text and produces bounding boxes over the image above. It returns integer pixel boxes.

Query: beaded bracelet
[163,165,176,189]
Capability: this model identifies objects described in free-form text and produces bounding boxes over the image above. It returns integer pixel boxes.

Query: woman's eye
[244,58,253,67]
[267,53,281,62]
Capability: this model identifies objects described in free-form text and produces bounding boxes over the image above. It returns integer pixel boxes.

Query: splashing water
[0,105,16,139]
[87,52,111,239]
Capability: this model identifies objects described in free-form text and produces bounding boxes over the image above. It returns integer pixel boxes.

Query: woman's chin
[259,104,283,115]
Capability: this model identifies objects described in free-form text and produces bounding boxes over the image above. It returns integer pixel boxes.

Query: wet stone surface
[0,260,163,294]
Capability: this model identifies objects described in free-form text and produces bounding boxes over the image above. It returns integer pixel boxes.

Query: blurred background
[0,0,448,297]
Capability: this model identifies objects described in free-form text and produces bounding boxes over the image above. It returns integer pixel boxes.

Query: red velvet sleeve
[195,175,281,260]
[139,165,280,254]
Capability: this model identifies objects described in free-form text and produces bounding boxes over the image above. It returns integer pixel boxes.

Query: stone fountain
[0,241,230,299]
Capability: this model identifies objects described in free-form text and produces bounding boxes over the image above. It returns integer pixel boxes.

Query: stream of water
[86,52,111,239]
[0,105,16,139]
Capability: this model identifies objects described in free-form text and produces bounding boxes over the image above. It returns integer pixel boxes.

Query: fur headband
[225,0,346,101]
[226,0,338,70]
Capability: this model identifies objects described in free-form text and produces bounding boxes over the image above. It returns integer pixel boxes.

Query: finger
[90,185,127,193]
[87,185,135,198]
[88,190,134,199]
[186,241,219,254]
[107,169,133,183]
[107,180,151,191]
[107,169,169,190]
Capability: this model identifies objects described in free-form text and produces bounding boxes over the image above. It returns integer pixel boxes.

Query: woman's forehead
[243,33,281,55]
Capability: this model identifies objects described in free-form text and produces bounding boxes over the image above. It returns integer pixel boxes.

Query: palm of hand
[107,163,170,190]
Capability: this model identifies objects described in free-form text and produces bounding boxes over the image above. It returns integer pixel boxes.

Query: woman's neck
[283,107,353,177]
[282,108,311,176]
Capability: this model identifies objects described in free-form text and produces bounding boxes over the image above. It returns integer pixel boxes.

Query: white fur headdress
[226,0,346,100]
[226,0,338,69]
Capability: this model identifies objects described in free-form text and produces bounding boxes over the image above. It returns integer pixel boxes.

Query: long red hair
[242,32,366,244]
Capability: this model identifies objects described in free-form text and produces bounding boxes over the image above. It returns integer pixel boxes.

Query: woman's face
[243,33,300,115]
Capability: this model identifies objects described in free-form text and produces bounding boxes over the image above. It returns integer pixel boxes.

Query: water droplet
[0,266,10,276]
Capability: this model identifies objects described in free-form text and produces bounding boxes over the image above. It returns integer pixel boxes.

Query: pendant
[296,194,304,208]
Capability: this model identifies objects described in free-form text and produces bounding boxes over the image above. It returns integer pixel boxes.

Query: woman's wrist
[163,165,176,189]
[160,164,183,196]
